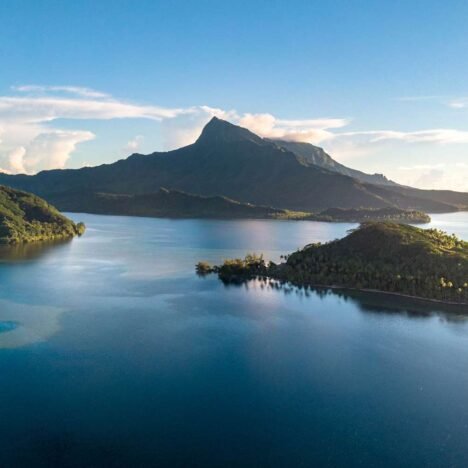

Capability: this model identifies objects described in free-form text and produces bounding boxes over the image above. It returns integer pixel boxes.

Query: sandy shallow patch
[0,300,65,349]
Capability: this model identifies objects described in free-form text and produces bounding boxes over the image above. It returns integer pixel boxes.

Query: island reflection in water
[0,238,73,263]
[0,240,72,348]
[216,276,468,322]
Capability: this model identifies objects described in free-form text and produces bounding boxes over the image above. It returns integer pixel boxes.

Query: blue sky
[0,0,467,190]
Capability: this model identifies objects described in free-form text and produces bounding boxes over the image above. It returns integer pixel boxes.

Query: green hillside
[0,185,85,244]
[201,223,468,303]
[309,207,431,223]
[50,187,298,219]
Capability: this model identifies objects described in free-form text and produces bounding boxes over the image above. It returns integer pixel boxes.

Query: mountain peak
[196,117,266,145]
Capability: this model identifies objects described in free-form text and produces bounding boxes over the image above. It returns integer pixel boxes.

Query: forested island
[307,207,431,223]
[0,186,85,244]
[197,223,468,304]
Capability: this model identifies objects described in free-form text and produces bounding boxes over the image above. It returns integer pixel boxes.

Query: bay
[0,212,467,467]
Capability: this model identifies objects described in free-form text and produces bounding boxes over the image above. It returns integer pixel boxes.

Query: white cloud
[337,129,468,145]
[159,109,349,151]
[12,85,111,99]
[8,146,27,173]
[124,135,144,153]
[398,163,446,171]
[0,85,193,173]
[7,130,95,174]
[448,99,468,109]
[395,164,468,192]
[396,94,468,110]
[397,95,445,102]
[0,96,188,123]
[237,113,348,143]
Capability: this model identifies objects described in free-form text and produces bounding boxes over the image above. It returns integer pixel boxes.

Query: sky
[0,0,467,190]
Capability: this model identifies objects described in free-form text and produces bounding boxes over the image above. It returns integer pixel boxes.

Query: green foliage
[0,185,85,244]
[308,207,431,224]
[281,223,468,303]
[195,261,214,275]
[217,253,267,280]
[51,188,303,220]
[203,223,468,304]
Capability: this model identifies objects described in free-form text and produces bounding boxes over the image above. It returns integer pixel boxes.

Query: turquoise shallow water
[0,212,467,467]
[0,321,17,333]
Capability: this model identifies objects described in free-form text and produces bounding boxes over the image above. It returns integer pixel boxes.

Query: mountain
[204,223,468,303]
[0,185,85,244]
[51,187,297,219]
[0,117,466,215]
[270,139,396,186]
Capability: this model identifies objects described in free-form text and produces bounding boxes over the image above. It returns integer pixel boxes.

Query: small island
[0,185,85,244]
[306,207,431,224]
[197,223,468,304]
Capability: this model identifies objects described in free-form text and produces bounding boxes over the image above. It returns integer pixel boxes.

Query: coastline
[307,283,468,307]
[250,275,468,307]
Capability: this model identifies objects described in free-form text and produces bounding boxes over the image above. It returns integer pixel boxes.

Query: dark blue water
[0,212,467,467]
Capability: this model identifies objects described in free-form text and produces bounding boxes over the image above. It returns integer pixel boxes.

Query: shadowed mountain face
[51,187,292,219]
[270,139,396,186]
[0,117,466,214]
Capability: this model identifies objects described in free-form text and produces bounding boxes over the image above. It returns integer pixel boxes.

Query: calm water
[0,212,467,467]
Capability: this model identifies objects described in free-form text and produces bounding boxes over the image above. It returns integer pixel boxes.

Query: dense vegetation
[308,207,431,223]
[0,118,466,216]
[198,223,468,304]
[50,187,300,219]
[0,185,85,244]
[31,186,432,222]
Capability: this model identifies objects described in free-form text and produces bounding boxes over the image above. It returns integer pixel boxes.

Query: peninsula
[0,185,85,244]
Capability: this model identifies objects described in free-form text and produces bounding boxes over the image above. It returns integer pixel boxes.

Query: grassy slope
[0,185,85,244]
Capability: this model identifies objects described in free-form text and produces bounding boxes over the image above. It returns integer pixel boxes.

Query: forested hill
[0,185,85,244]
[0,118,466,214]
[50,188,295,219]
[281,223,468,302]
[202,223,468,303]
[309,207,430,223]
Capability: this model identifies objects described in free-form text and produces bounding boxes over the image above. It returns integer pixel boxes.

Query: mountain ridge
[269,139,397,186]
[0,117,466,215]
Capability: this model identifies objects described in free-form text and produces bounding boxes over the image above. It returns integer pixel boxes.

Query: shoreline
[308,283,468,307]
[61,209,431,224]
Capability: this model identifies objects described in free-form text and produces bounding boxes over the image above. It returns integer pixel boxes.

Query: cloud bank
[0,85,191,173]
